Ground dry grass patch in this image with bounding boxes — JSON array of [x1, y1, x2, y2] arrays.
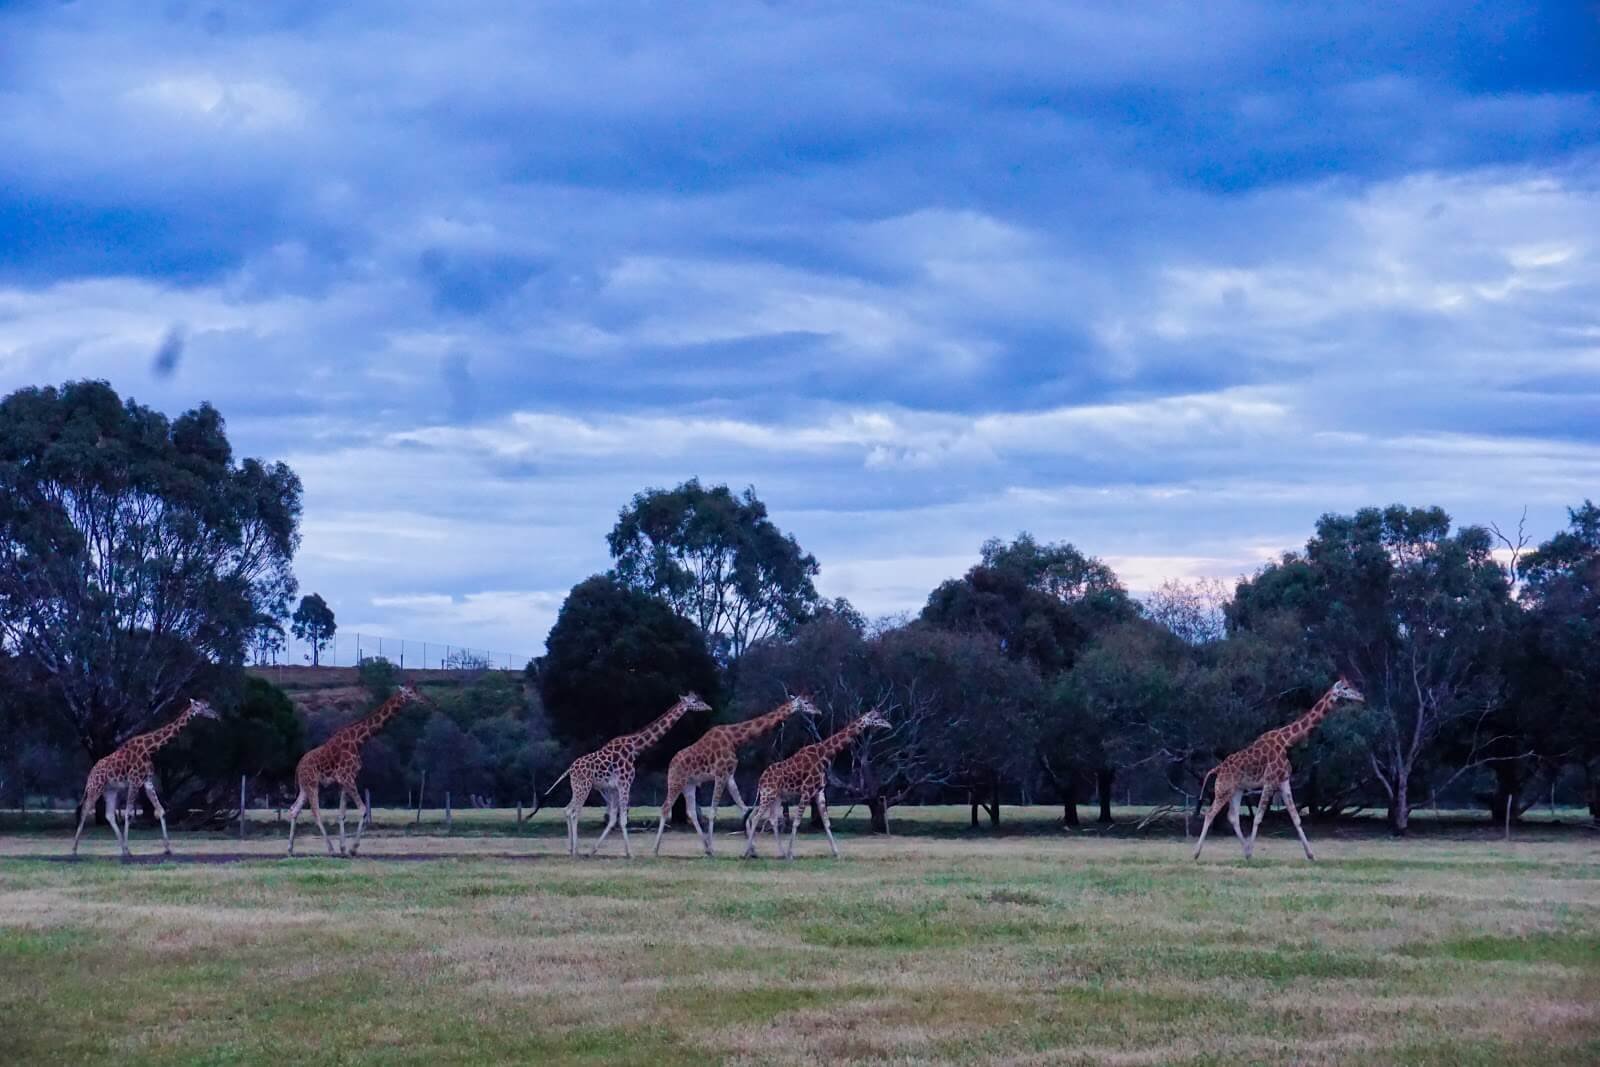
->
[[1, 819, 1597, 1064]]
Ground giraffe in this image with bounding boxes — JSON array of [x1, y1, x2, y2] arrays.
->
[[651, 695, 819, 857], [71, 698, 220, 859], [1193, 677, 1365, 862], [546, 693, 712, 858], [286, 684, 427, 857], [742, 706, 891, 860]]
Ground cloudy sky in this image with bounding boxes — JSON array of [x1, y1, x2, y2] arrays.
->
[[2, 3, 1598, 661]]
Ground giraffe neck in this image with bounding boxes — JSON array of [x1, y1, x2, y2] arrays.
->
[[336, 691, 409, 745], [624, 700, 691, 754], [815, 716, 872, 763], [1278, 689, 1339, 746], [140, 705, 198, 752], [727, 703, 798, 745]]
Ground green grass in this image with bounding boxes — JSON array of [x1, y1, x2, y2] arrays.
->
[[1, 808, 1597, 1065]]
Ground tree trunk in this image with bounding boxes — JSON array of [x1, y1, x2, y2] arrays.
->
[[671, 794, 689, 827], [1061, 773, 1080, 828], [810, 796, 825, 830], [868, 796, 888, 834], [970, 789, 980, 828], [1489, 761, 1521, 823], [987, 772, 1001, 829], [1096, 767, 1114, 825], [1389, 775, 1410, 835]]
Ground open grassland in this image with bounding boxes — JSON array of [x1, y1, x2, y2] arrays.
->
[[1, 808, 1597, 1066]]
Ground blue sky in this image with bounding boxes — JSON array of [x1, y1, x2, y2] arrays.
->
[[2, 2, 1598, 658]]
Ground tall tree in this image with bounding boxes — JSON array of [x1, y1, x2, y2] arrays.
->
[[0, 381, 301, 760], [607, 479, 820, 661], [1232, 506, 1514, 832], [536, 575, 720, 754], [922, 534, 1135, 676], [290, 593, 336, 666], [1510, 501, 1600, 821], [923, 534, 1135, 819]]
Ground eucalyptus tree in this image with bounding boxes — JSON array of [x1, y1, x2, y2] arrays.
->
[[1232, 506, 1514, 832], [607, 479, 819, 662], [0, 381, 301, 761]]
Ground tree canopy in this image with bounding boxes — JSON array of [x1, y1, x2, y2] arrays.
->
[[535, 575, 720, 755], [291, 593, 336, 666], [0, 380, 301, 759], [1232, 505, 1514, 831], [607, 479, 820, 661]]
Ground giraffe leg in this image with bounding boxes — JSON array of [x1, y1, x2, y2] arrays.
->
[[143, 779, 172, 856], [309, 787, 335, 856], [703, 779, 724, 857], [726, 775, 749, 817], [1226, 790, 1248, 858], [651, 788, 676, 857], [816, 791, 840, 858], [336, 789, 349, 856], [344, 785, 370, 856], [106, 787, 131, 859], [1245, 785, 1274, 860], [1280, 781, 1315, 861], [589, 787, 619, 857], [742, 801, 766, 858], [1192, 794, 1227, 861], [285, 788, 307, 856], [784, 800, 802, 860], [617, 785, 635, 859], [565, 781, 591, 858], [71, 784, 103, 857], [683, 785, 708, 849]]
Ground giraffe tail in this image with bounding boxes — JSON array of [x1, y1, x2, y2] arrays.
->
[[1199, 767, 1218, 800], [542, 767, 572, 798]]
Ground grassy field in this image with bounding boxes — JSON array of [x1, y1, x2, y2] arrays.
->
[[1, 807, 1597, 1065]]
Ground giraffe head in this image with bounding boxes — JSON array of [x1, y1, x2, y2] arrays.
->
[[858, 707, 892, 730], [188, 698, 220, 720], [786, 694, 820, 717], [1330, 677, 1365, 704], [679, 692, 713, 714], [395, 683, 429, 705]]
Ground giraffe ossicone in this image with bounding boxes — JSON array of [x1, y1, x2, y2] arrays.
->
[[71, 698, 220, 860], [550, 693, 712, 859], [743, 706, 890, 861], [285, 684, 428, 858], [1192, 677, 1365, 862], [652, 694, 819, 857]]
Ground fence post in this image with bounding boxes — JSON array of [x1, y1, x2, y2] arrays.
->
[[1504, 794, 1513, 841], [445, 792, 452, 832], [416, 771, 425, 826], [239, 775, 247, 841], [516, 800, 523, 826], [365, 788, 373, 831]]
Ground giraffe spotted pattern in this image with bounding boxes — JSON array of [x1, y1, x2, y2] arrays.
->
[[652, 695, 819, 856], [1193, 677, 1365, 862], [72, 699, 219, 859]]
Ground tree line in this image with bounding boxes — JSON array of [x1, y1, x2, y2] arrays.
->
[[1, 381, 1595, 833]]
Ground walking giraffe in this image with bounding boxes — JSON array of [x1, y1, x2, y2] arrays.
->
[[1193, 677, 1365, 862], [71, 698, 219, 859], [743, 707, 891, 860], [651, 695, 819, 857], [546, 693, 711, 858], [286, 684, 427, 857]]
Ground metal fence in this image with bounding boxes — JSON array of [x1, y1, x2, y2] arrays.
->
[[256, 630, 534, 672]]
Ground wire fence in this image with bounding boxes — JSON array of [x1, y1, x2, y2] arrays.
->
[[254, 630, 534, 673]]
